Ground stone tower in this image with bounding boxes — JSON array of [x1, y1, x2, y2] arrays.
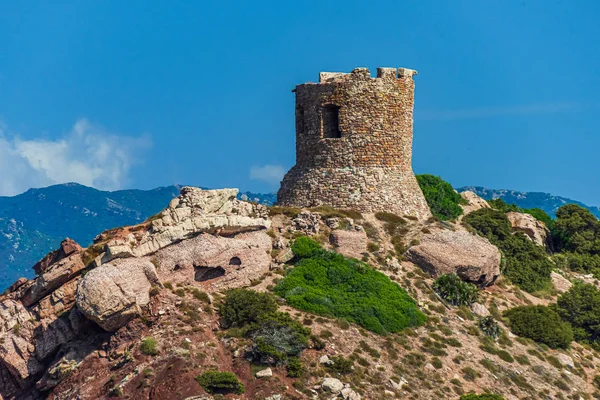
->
[[277, 67, 432, 219]]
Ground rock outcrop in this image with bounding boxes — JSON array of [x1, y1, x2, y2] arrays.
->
[[405, 230, 501, 286], [506, 211, 550, 248], [153, 230, 271, 290], [76, 259, 161, 331], [33, 238, 83, 275], [101, 187, 270, 261], [330, 229, 367, 259], [459, 191, 490, 217]]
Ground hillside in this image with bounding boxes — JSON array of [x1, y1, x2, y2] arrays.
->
[[0, 184, 275, 291], [459, 186, 600, 219], [1, 186, 599, 399]]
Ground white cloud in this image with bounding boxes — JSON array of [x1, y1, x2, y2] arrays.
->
[[417, 102, 578, 121], [250, 164, 286, 186], [0, 118, 151, 196]]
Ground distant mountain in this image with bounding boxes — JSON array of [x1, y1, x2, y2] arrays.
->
[[459, 186, 600, 219], [0, 183, 275, 291]]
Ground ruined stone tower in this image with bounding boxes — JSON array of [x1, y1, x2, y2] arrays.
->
[[277, 67, 432, 219]]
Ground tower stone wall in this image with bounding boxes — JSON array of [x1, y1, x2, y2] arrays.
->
[[277, 67, 431, 219]]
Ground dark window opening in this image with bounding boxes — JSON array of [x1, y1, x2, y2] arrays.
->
[[173, 264, 183, 271], [194, 266, 226, 282], [229, 257, 242, 266], [322, 105, 341, 138], [296, 106, 305, 133]]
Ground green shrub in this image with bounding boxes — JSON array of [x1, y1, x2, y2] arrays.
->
[[478, 316, 501, 339], [504, 305, 573, 349], [488, 198, 521, 213], [291, 236, 325, 259], [553, 252, 600, 278], [460, 394, 505, 400], [140, 337, 159, 356], [286, 357, 304, 377], [554, 204, 600, 254], [463, 208, 552, 292], [432, 274, 479, 307], [274, 238, 426, 334], [195, 371, 245, 394], [218, 289, 278, 329], [327, 355, 354, 375], [556, 283, 600, 347], [416, 174, 466, 221], [249, 312, 310, 364]]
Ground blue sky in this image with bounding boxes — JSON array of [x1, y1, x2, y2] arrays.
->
[[1, 1, 599, 204]]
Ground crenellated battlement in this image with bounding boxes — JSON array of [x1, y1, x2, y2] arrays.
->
[[317, 67, 418, 83], [278, 65, 431, 219]]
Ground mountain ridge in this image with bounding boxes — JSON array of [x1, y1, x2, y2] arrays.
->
[[458, 186, 600, 219]]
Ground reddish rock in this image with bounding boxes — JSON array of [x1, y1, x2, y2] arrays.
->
[[405, 230, 501, 287], [33, 239, 83, 275], [330, 229, 368, 259]]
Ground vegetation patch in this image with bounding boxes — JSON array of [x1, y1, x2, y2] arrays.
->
[[556, 282, 600, 348], [488, 198, 553, 228], [504, 305, 573, 349], [195, 370, 245, 395], [140, 337, 159, 356], [274, 237, 426, 334], [460, 394, 505, 400], [478, 316, 501, 339], [219, 289, 310, 368], [416, 174, 466, 221], [432, 273, 479, 307], [463, 208, 552, 292]]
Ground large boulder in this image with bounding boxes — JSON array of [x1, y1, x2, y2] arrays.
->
[[405, 230, 501, 286], [330, 229, 367, 259], [459, 191, 490, 218], [75, 259, 161, 331], [154, 230, 271, 291], [506, 211, 550, 248]]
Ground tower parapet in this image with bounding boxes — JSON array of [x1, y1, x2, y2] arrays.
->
[[277, 67, 431, 219]]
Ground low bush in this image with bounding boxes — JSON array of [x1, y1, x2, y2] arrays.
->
[[463, 208, 552, 292], [291, 236, 325, 259], [556, 282, 600, 347], [140, 337, 159, 356], [416, 174, 466, 221], [327, 355, 354, 375], [249, 312, 311, 364], [504, 305, 573, 349], [219, 289, 278, 329], [478, 316, 501, 339], [275, 237, 426, 334], [432, 274, 479, 307], [219, 289, 310, 366], [460, 394, 505, 400], [195, 371, 245, 394], [553, 252, 600, 279], [286, 357, 304, 377]]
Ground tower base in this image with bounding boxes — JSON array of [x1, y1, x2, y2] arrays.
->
[[277, 166, 432, 219]]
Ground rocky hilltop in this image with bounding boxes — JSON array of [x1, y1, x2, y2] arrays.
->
[[0, 183, 276, 291], [1, 187, 599, 399]]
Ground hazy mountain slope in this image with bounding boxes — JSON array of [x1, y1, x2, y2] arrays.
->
[[459, 186, 600, 219]]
